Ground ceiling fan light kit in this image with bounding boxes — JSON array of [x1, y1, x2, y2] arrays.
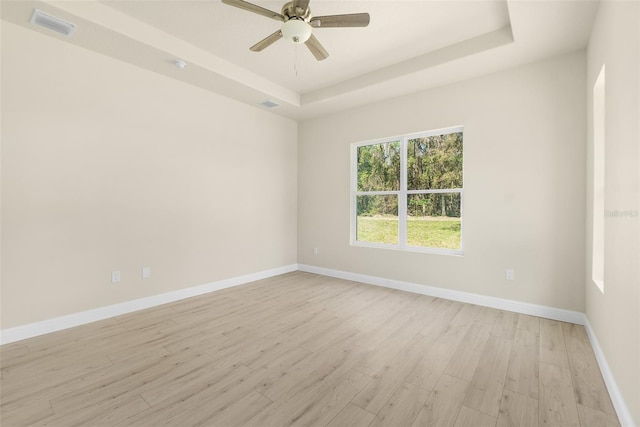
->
[[281, 19, 312, 44], [221, 0, 370, 61]]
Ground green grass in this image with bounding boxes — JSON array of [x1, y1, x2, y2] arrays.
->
[[357, 216, 461, 249]]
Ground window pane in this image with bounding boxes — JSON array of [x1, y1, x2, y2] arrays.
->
[[407, 193, 461, 249], [407, 132, 463, 190], [357, 195, 398, 244], [357, 141, 401, 191]]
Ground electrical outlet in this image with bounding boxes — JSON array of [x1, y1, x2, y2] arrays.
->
[[313, 247, 319, 255], [506, 269, 515, 281], [111, 271, 121, 283], [142, 267, 151, 279]]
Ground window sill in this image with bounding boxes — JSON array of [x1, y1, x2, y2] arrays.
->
[[351, 241, 464, 257]]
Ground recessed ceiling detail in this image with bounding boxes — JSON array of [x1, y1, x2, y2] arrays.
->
[[1, 1, 598, 120]]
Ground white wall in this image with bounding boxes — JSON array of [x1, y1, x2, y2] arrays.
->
[[0, 22, 298, 329], [298, 52, 587, 312], [586, 1, 640, 424]]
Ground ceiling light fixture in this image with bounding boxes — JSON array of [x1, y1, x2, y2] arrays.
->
[[221, 0, 370, 61], [281, 19, 312, 44]]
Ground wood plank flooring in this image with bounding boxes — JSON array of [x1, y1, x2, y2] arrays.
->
[[0, 271, 619, 426]]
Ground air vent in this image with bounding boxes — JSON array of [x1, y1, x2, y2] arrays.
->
[[30, 9, 77, 37], [258, 100, 280, 109]]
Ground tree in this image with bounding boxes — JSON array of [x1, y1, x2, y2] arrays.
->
[[357, 132, 462, 218]]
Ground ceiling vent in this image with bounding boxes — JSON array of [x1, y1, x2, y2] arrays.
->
[[258, 100, 280, 109], [30, 9, 77, 37]]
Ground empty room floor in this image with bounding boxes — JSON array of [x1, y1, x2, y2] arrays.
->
[[0, 271, 619, 426]]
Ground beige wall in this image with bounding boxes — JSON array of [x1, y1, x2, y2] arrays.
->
[[1, 22, 298, 329], [298, 52, 587, 312], [586, 1, 640, 424]]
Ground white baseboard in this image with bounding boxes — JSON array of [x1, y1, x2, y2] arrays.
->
[[298, 264, 585, 325], [584, 318, 636, 427], [0, 264, 298, 345]]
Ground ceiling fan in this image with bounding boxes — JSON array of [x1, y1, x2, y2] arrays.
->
[[221, 0, 370, 61]]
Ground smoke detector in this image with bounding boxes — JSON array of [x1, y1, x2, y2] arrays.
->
[[172, 59, 187, 69]]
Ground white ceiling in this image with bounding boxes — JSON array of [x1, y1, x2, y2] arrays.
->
[[1, 0, 599, 120], [101, 0, 511, 94]]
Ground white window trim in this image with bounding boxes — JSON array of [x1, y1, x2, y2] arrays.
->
[[592, 65, 605, 293], [350, 126, 464, 256]]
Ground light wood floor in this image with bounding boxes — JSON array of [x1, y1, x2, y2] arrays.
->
[[1, 272, 619, 426]]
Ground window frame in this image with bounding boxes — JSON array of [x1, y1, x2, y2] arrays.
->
[[350, 126, 464, 256], [592, 65, 605, 293]]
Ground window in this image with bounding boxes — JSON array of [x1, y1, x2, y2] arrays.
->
[[351, 127, 463, 254], [592, 65, 605, 293]]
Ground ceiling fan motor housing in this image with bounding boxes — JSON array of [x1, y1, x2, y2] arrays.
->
[[281, 1, 310, 21]]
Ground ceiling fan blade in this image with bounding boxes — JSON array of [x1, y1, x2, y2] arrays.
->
[[292, 0, 310, 13], [250, 30, 283, 52], [310, 13, 370, 28], [221, 0, 284, 21], [304, 34, 329, 61]]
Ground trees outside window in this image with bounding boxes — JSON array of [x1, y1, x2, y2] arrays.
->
[[352, 127, 463, 254]]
